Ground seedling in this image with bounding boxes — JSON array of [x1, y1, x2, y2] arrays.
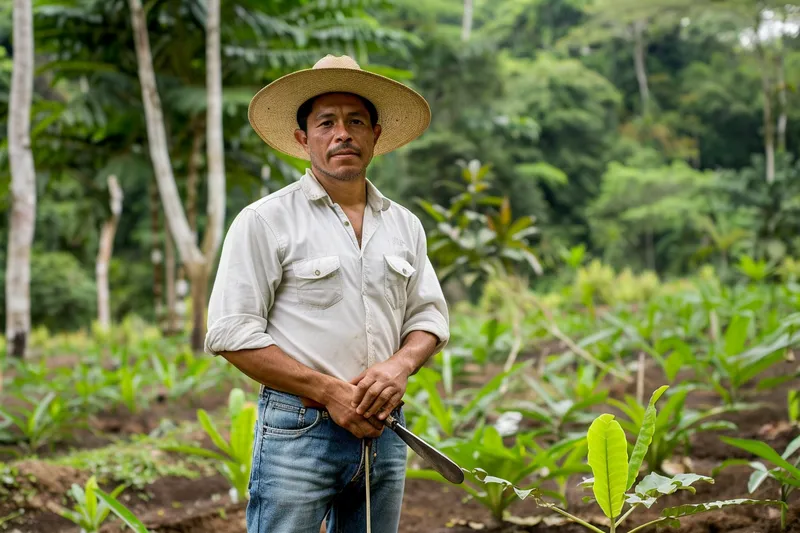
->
[[717, 435, 800, 530], [503, 366, 608, 440], [609, 385, 741, 474], [51, 475, 149, 532], [407, 426, 587, 526], [162, 388, 255, 503], [469, 386, 786, 532], [0, 392, 76, 452]]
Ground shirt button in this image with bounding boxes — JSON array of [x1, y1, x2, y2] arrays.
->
[[314, 270, 320, 276], [344, 221, 350, 226]]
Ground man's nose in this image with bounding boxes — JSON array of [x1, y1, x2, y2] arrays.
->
[[333, 121, 352, 143]]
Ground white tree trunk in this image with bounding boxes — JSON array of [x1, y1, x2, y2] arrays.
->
[[754, 12, 775, 183], [128, 0, 204, 268], [6, 0, 37, 358], [96, 175, 123, 329], [203, 0, 225, 263], [128, 0, 226, 350], [165, 228, 177, 334], [461, 0, 473, 42], [633, 19, 650, 117]]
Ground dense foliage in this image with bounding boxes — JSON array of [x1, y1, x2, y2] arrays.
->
[[1, 0, 799, 329]]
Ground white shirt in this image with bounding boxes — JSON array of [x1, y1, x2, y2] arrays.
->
[[204, 169, 450, 382]]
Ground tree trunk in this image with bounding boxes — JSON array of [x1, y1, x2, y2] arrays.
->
[[150, 180, 164, 324], [165, 229, 177, 335], [754, 13, 775, 183], [128, 0, 204, 267], [6, 0, 37, 359], [189, 264, 210, 352], [776, 25, 787, 153], [130, 0, 219, 348], [633, 19, 650, 117], [202, 0, 225, 262], [187, 122, 203, 238], [96, 175, 123, 329], [461, 0, 473, 42]]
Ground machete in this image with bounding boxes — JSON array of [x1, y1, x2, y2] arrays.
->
[[383, 413, 464, 484]]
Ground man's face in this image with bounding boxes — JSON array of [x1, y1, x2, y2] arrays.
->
[[294, 93, 382, 182]]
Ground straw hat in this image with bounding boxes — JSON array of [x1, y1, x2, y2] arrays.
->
[[248, 55, 431, 160]]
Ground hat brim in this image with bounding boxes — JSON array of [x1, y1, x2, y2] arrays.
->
[[248, 68, 431, 160]]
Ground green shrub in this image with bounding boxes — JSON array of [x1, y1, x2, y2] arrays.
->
[[0, 252, 96, 332]]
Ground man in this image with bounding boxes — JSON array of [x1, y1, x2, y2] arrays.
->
[[204, 55, 450, 533]]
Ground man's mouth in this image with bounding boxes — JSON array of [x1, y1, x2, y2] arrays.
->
[[331, 151, 359, 159]]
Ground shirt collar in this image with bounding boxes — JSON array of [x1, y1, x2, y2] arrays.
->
[[300, 169, 390, 212]]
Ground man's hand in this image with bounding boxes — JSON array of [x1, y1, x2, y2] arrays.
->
[[324, 380, 384, 439], [350, 357, 410, 421]]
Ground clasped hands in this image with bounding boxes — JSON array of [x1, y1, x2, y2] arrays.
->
[[324, 357, 410, 439]]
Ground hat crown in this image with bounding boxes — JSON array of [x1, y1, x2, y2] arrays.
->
[[312, 54, 361, 70]]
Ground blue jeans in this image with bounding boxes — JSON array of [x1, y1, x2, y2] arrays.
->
[[246, 387, 408, 533]]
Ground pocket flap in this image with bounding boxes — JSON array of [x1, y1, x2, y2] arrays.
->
[[294, 256, 341, 280], [385, 255, 415, 278]]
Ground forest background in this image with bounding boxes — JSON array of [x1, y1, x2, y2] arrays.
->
[[1, 0, 799, 355]]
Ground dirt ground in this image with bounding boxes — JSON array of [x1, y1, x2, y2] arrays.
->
[[1, 359, 798, 533]]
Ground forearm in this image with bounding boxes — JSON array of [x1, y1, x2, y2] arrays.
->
[[392, 330, 439, 376], [219, 345, 339, 405]]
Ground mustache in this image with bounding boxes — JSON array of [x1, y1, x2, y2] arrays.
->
[[327, 143, 361, 158]]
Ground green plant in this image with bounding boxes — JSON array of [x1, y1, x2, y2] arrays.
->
[[404, 364, 526, 444], [416, 159, 543, 290], [574, 260, 615, 317], [407, 427, 586, 526], [717, 435, 800, 531], [162, 388, 256, 503], [0, 392, 77, 452], [703, 312, 799, 404], [736, 255, 772, 282], [468, 386, 785, 532], [150, 350, 214, 399], [503, 366, 608, 440], [51, 475, 149, 533], [610, 386, 740, 474]]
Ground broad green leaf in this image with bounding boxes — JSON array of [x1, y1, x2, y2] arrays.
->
[[95, 489, 150, 533], [627, 385, 669, 490], [661, 499, 786, 518], [723, 314, 751, 356], [587, 414, 628, 519], [198, 409, 232, 457], [721, 437, 800, 480], [634, 472, 712, 498]]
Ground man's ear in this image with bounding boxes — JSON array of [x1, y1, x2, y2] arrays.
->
[[372, 124, 382, 144], [294, 129, 310, 154]]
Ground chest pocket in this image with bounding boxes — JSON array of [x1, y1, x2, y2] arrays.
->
[[384, 255, 415, 310], [293, 255, 343, 309]]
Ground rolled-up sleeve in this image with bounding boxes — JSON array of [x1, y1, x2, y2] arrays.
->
[[204, 207, 283, 356], [401, 219, 450, 353]]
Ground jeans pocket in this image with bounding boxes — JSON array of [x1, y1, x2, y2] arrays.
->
[[262, 400, 321, 437]]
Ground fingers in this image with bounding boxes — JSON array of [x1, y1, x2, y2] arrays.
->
[[356, 379, 384, 415], [364, 387, 395, 418], [349, 369, 366, 386], [377, 392, 403, 421], [351, 375, 376, 410]]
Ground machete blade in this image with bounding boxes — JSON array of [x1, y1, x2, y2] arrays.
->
[[384, 414, 464, 484]]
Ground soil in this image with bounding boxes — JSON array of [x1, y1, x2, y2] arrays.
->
[[1, 357, 798, 533]]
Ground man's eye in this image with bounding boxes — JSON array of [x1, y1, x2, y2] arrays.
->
[[351, 119, 364, 125], [320, 121, 333, 127]]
